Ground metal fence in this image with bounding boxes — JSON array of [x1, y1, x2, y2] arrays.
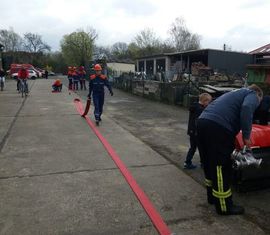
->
[[111, 71, 202, 107]]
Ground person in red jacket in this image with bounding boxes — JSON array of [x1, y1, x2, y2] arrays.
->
[[72, 67, 79, 90], [52, 79, 62, 92], [67, 66, 73, 90], [17, 67, 29, 93], [78, 66, 86, 90]]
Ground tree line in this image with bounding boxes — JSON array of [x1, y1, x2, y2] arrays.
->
[[0, 27, 50, 53], [0, 17, 201, 72]]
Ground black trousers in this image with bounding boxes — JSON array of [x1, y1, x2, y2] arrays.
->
[[197, 119, 235, 213], [80, 79, 86, 90], [185, 134, 202, 165], [52, 84, 62, 91], [73, 81, 79, 90], [93, 92, 105, 121], [68, 78, 73, 90], [258, 110, 269, 125]]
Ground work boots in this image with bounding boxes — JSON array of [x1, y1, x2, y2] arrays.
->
[[216, 204, 245, 215], [207, 187, 214, 205]]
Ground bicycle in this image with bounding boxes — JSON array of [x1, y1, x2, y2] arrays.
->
[[19, 79, 28, 97]]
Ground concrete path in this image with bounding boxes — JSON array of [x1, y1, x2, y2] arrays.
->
[[0, 78, 266, 234]]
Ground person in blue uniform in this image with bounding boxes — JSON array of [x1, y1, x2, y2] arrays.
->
[[253, 95, 270, 125], [197, 84, 263, 215], [87, 64, 113, 125]]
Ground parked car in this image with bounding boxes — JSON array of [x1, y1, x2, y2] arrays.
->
[[11, 69, 38, 80], [10, 68, 20, 79], [32, 68, 42, 78], [28, 69, 38, 79], [9, 64, 42, 78], [11, 72, 18, 80], [10, 64, 33, 75], [36, 68, 46, 78]]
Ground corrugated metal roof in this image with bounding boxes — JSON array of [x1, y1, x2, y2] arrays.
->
[[136, 48, 249, 60], [246, 64, 270, 69], [249, 43, 270, 54]]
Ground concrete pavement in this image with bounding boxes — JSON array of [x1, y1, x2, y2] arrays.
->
[[0, 78, 266, 234]]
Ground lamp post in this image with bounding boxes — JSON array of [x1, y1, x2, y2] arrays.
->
[[0, 43, 4, 70]]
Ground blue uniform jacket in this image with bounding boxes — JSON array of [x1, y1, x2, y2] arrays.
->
[[72, 73, 80, 81], [88, 74, 112, 96], [199, 88, 260, 139], [187, 102, 205, 136], [260, 95, 270, 111], [78, 71, 86, 79]]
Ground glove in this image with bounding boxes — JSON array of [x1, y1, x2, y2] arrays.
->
[[110, 91, 114, 96]]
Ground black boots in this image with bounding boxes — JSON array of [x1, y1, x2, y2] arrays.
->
[[216, 204, 245, 215], [207, 187, 214, 205]]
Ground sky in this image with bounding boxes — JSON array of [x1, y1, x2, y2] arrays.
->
[[0, 0, 270, 52]]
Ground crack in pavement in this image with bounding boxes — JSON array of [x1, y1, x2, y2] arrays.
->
[[17, 113, 79, 117], [0, 81, 35, 153], [139, 215, 210, 229], [0, 163, 171, 180]]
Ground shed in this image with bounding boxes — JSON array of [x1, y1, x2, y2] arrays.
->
[[136, 49, 253, 78]]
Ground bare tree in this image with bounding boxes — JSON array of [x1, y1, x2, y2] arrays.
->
[[23, 33, 51, 52], [132, 28, 164, 56], [85, 26, 98, 41], [111, 42, 129, 59], [134, 28, 161, 49], [169, 17, 201, 51], [94, 45, 112, 60], [0, 28, 22, 51]]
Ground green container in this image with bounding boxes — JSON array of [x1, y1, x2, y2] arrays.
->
[[247, 68, 266, 83]]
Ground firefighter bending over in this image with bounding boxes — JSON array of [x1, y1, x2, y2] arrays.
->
[[197, 84, 263, 215]]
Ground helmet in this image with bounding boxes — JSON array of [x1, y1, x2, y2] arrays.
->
[[68, 66, 72, 70], [94, 64, 102, 71]]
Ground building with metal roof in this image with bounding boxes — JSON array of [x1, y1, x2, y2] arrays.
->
[[247, 44, 270, 85], [249, 43, 270, 64], [136, 48, 253, 79]]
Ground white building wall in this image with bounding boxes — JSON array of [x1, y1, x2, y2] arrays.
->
[[107, 62, 135, 76]]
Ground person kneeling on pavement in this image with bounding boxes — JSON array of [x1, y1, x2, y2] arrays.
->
[[184, 93, 212, 169], [52, 79, 62, 92], [197, 84, 263, 215]]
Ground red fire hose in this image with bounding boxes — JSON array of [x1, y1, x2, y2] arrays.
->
[[74, 98, 172, 235]]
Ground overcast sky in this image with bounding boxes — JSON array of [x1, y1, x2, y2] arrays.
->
[[1, 0, 269, 52]]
